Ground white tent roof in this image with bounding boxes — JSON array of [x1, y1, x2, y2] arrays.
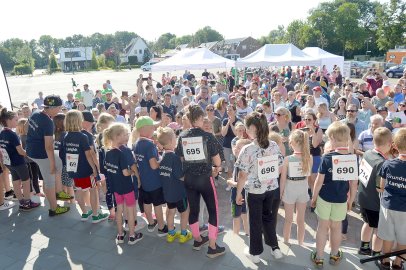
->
[[151, 48, 234, 71], [302, 47, 344, 73], [235, 43, 321, 68]]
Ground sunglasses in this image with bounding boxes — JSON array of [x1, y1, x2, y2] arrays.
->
[[304, 118, 313, 121], [275, 113, 285, 117], [347, 110, 357, 112], [400, 104, 406, 107], [206, 108, 214, 112]]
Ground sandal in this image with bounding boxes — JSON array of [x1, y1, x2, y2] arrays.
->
[[329, 250, 343, 265], [375, 259, 391, 270], [311, 251, 324, 269], [392, 262, 404, 270]]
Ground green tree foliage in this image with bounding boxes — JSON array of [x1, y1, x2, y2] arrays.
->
[[48, 52, 58, 73], [0, 46, 15, 71], [143, 49, 152, 64], [90, 51, 98, 70], [194, 26, 224, 44], [155, 33, 177, 53], [376, 0, 406, 51]]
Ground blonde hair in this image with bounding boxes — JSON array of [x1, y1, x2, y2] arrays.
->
[[373, 127, 392, 147], [65, 110, 83, 132], [235, 122, 245, 131], [385, 101, 394, 108], [96, 113, 115, 134], [214, 97, 226, 111], [326, 121, 350, 143], [16, 118, 27, 136], [156, 126, 175, 147], [268, 131, 283, 146], [289, 130, 311, 175], [102, 123, 128, 149], [316, 103, 328, 119], [393, 128, 406, 152], [275, 107, 292, 122]]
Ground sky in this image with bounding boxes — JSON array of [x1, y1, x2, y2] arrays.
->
[[0, 0, 325, 42]]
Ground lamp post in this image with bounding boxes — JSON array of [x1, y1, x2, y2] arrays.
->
[[365, 37, 372, 55]]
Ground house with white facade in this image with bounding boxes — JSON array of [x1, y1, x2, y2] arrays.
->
[[59, 47, 92, 72], [120, 37, 150, 64]]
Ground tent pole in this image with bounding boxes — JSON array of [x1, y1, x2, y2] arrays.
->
[[1, 64, 14, 110]]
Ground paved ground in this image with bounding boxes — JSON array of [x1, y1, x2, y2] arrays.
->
[[0, 175, 379, 270]]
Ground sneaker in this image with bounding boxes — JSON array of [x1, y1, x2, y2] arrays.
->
[[4, 190, 15, 200], [19, 202, 32, 212], [28, 200, 40, 209], [199, 224, 208, 233], [225, 186, 231, 191], [49, 205, 70, 216], [207, 244, 226, 258], [147, 220, 158, 232], [56, 191, 74, 201], [0, 201, 15, 211], [329, 250, 343, 265], [193, 235, 209, 251], [116, 231, 126, 244], [375, 259, 391, 270], [92, 212, 109, 224], [128, 233, 143, 245], [179, 231, 193, 244], [218, 225, 226, 235], [271, 248, 283, 259], [167, 231, 181, 243], [244, 247, 260, 264], [157, 225, 168, 237], [358, 246, 372, 255], [311, 251, 324, 269], [81, 210, 93, 221]]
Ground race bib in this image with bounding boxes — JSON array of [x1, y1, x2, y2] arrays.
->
[[332, 154, 358, 181], [0, 148, 10, 166], [358, 158, 373, 187], [258, 155, 279, 181], [289, 161, 309, 178], [182, 137, 206, 161], [66, 153, 79, 173]]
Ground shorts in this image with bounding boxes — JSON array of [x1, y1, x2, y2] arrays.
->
[[360, 208, 379, 228], [282, 180, 310, 204], [73, 176, 96, 190], [167, 198, 188, 213], [6, 164, 30, 181], [141, 187, 165, 206], [312, 156, 321, 174], [30, 157, 62, 188], [114, 191, 136, 207], [315, 196, 347, 222], [378, 205, 406, 245], [231, 202, 247, 218], [61, 165, 73, 187]]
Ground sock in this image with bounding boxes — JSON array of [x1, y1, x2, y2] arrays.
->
[[181, 229, 188, 236], [168, 229, 176, 235], [361, 241, 370, 249], [271, 246, 280, 251], [372, 251, 380, 256]]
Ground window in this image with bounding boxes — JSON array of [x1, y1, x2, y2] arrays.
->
[[139, 49, 142, 54], [242, 45, 247, 50], [65, 51, 81, 58]]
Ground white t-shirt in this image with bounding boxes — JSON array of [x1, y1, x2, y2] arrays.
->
[[81, 90, 94, 107], [314, 96, 329, 107], [237, 106, 253, 119]]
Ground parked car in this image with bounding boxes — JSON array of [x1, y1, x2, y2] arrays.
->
[[385, 64, 405, 78], [141, 60, 158, 71]]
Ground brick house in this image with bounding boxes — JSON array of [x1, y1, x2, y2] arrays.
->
[[211, 37, 260, 60]]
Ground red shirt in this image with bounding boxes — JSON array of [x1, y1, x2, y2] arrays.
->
[[367, 78, 383, 96]]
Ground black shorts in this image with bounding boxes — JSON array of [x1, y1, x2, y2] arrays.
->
[[360, 208, 379, 228], [167, 198, 188, 213], [141, 188, 165, 206], [7, 164, 30, 181], [231, 202, 247, 218]]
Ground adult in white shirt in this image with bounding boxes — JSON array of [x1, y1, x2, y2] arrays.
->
[[81, 84, 94, 109], [312, 86, 329, 108], [107, 104, 126, 123]]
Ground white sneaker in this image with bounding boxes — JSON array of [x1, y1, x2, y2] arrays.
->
[[0, 201, 15, 211], [244, 247, 260, 264], [271, 248, 283, 259], [225, 186, 231, 191]]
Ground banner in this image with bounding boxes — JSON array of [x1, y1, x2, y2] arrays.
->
[[0, 64, 13, 110]]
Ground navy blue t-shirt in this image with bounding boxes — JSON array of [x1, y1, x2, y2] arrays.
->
[[96, 134, 107, 175], [26, 111, 54, 159], [55, 131, 66, 165], [119, 145, 138, 192], [230, 166, 246, 203], [379, 158, 406, 212], [159, 151, 186, 203], [63, 132, 93, 179], [104, 148, 134, 195], [81, 130, 95, 152], [133, 138, 162, 192], [0, 129, 25, 166], [318, 152, 350, 203], [222, 118, 239, 148]]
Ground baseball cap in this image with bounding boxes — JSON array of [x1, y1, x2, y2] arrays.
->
[[82, 111, 95, 122], [201, 76, 208, 81], [313, 86, 322, 92], [135, 116, 154, 130], [134, 106, 142, 114], [376, 106, 388, 112], [399, 101, 405, 105], [277, 78, 283, 82], [43, 95, 62, 108]]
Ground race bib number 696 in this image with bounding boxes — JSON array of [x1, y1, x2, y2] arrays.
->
[[258, 155, 279, 180]]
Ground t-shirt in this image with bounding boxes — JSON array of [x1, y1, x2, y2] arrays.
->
[[26, 111, 54, 159], [222, 118, 239, 148], [96, 134, 106, 175], [104, 101, 119, 110], [81, 90, 94, 107], [140, 99, 156, 112], [230, 166, 246, 204], [379, 158, 406, 212], [104, 148, 134, 195], [81, 130, 95, 152], [318, 152, 352, 203], [0, 129, 25, 166], [236, 106, 253, 119], [133, 138, 162, 192], [358, 129, 374, 152], [304, 80, 320, 95], [162, 104, 177, 121], [358, 150, 385, 212], [63, 131, 93, 179], [159, 151, 186, 203]]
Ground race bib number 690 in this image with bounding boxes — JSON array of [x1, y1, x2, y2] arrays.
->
[[332, 154, 358, 181]]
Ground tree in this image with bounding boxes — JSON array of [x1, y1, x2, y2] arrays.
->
[[259, 25, 286, 45], [194, 26, 223, 44], [48, 52, 58, 73], [376, 0, 406, 51], [90, 51, 98, 70], [155, 33, 177, 53], [0, 46, 15, 71], [143, 49, 152, 64]]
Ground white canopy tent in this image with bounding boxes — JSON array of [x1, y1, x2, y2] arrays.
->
[[235, 43, 321, 68], [151, 48, 235, 72], [302, 47, 344, 73]]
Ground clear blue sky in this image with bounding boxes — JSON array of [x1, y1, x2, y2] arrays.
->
[[0, 0, 388, 42]]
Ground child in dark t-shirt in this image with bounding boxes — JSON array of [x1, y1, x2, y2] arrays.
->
[[157, 127, 192, 244]]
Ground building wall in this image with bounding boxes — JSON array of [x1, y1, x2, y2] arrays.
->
[[129, 39, 149, 60], [237, 37, 260, 58]]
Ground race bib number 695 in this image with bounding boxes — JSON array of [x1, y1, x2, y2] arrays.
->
[[332, 154, 358, 181], [182, 136, 206, 161]]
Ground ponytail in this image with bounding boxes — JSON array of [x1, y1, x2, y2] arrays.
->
[[245, 112, 269, 149], [102, 127, 113, 150], [301, 131, 311, 175], [0, 108, 16, 127], [102, 123, 128, 150]]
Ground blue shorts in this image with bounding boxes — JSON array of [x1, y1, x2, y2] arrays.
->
[[312, 156, 321, 174], [231, 202, 247, 218]]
